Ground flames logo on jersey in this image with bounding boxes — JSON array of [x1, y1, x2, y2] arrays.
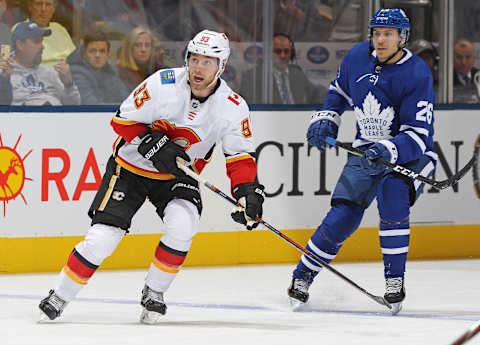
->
[[0, 133, 33, 217], [355, 92, 394, 141], [152, 119, 201, 150]]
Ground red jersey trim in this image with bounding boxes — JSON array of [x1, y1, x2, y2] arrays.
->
[[110, 116, 148, 143], [226, 155, 257, 192]]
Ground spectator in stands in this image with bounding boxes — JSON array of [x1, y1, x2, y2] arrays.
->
[[274, 0, 307, 41], [0, 42, 13, 104], [0, 0, 12, 44], [66, 29, 129, 105], [240, 33, 327, 104], [8, 22, 80, 105], [13, 0, 75, 67], [409, 39, 439, 95], [453, 37, 480, 103], [117, 26, 158, 92], [1, 0, 18, 28]]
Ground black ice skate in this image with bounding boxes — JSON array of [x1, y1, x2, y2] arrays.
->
[[38, 290, 68, 321], [140, 285, 167, 324], [384, 277, 406, 315], [287, 277, 311, 310]]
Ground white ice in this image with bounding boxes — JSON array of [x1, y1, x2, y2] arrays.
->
[[1, 260, 480, 345]]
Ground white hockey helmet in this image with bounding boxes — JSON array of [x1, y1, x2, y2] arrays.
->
[[185, 29, 230, 87]]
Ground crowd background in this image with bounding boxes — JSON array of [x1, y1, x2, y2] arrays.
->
[[1, 0, 480, 106]]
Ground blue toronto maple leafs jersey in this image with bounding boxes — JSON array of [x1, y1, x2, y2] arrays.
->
[[324, 41, 437, 165]]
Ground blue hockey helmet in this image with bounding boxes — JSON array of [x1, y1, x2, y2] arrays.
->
[[369, 8, 410, 43]]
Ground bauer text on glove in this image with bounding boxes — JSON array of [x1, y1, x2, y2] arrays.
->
[[137, 131, 190, 175]]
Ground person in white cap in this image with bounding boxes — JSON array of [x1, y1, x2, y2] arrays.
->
[[38, 29, 264, 324]]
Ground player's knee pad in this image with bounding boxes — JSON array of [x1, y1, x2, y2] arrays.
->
[[75, 223, 125, 266], [377, 175, 410, 223], [161, 199, 200, 252], [318, 201, 364, 245]]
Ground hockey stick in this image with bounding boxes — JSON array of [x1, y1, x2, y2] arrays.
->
[[324, 137, 475, 190], [176, 158, 392, 310], [448, 321, 480, 345]]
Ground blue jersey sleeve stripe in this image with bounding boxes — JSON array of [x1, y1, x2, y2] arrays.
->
[[404, 130, 426, 153], [400, 124, 429, 137]]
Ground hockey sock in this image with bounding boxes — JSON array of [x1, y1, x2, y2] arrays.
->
[[145, 241, 188, 292], [377, 175, 410, 278], [295, 202, 364, 274], [55, 248, 99, 301], [379, 217, 410, 278]]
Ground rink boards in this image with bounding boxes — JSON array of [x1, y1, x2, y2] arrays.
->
[[0, 110, 479, 273]]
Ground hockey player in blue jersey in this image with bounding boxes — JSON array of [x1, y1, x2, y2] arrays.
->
[[287, 8, 436, 315]]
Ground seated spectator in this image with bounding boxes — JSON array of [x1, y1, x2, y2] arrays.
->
[[66, 29, 129, 105], [0, 43, 13, 104], [240, 33, 327, 104], [13, 0, 76, 67], [409, 39, 439, 95], [453, 37, 480, 103], [0, 0, 11, 44], [1, 0, 18, 28], [274, 0, 307, 41], [116, 26, 158, 92], [8, 22, 80, 105]]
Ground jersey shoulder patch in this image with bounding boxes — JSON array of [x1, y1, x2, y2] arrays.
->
[[160, 69, 176, 84]]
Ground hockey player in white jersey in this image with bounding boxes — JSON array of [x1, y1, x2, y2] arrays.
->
[[287, 8, 436, 315], [38, 30, 265, 324]]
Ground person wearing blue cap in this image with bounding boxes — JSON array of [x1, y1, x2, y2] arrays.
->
[[287, 8, 436, 315], [12, 0, 75, 67], [7, 21, 80, 105]]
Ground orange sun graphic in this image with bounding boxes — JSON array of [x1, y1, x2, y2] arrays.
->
[[0, 133, 33, 217]]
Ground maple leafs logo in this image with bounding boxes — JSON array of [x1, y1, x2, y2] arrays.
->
[[354, 92, 394, 141]]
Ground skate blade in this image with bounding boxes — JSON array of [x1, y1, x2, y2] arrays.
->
[[140, 309, 164, 324], [38, 310, 53, 323], [288, 297, 305, 311], [389, 302, 403, 315]]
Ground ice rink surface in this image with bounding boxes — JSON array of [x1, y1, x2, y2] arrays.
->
[[1, 259, 480, 345]]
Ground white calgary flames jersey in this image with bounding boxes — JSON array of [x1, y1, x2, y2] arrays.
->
[[110, 67, 256, 184]]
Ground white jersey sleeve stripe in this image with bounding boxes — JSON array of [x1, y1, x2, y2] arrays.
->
[[404, 130, 426, 153], [425, 151, 438, 162], [413, 160, 436, 190], [400, 124, 429, 137], [330, 81, 353, 106]]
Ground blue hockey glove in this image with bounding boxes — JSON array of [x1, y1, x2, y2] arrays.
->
[[306, 111, 340, 152], [360, 142, 392, 176]]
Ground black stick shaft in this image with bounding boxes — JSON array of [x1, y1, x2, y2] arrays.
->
[[176, 160, 391, 310], [326, 138, 474, 190]]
